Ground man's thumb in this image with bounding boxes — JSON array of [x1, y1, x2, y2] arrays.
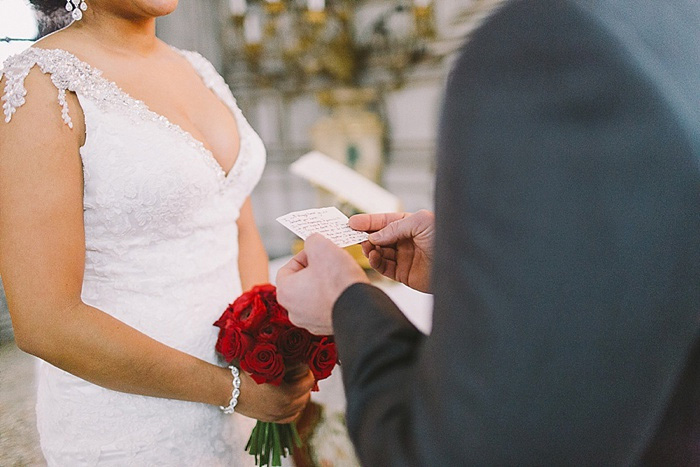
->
[[368, 221, 401, 245], [304, 233, 336, 260]]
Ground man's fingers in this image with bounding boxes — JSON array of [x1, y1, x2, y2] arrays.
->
[[348, 214, 373, 231], [348, 212, 409, 233], [361, 240, 374, 257], [276, 250, 308, 280], [367, 217, 405, 246], [304, 233, 344, 262], [376, 246, 397, 262], [368, 249, 383, 271], [368, 211, 432, 246], [276, 250, 309, 309], [368, 249, 396, 279], [305, 233, 334, 246], [277, 234, 334, 281]]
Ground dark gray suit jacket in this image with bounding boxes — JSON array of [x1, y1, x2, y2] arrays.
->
[[332, 0, 700, 464]]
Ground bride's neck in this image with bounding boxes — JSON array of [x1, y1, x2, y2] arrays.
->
[[71, 12, 159, 57]]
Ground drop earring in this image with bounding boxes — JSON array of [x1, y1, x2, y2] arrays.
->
[[65, 0, 88, 21]]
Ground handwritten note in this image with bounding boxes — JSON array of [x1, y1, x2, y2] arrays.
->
[[276, 207, 369, 248]]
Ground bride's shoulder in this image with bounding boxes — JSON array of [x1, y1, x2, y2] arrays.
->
[[166, 45, 238, 111], [168, 45, 229, 87], [0, 49, 84, 168], [1, 46, 91, 127], [169, 46, 221, 80]]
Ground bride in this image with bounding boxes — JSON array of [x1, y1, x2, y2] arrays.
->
[[0, 0, 314, 465]]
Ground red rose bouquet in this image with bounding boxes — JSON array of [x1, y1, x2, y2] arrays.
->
[[214, 284, 338, 467]]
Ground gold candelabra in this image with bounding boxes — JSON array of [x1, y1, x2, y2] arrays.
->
[[222, 0, 439, 93]]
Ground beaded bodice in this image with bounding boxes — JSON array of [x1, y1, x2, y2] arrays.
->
[[0, 47, 264, 465], [1, 47, 263, 187]]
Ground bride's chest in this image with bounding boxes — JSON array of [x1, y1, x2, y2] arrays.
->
[[114, 71, 241, 176], [77, 97, 235, 224]]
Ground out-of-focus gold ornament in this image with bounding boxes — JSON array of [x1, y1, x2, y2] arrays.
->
[[291, 239, 371, 270], [223, 0, 442, 93]]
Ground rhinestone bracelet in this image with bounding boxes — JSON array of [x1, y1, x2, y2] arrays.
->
[[220, 365, 241, 414]]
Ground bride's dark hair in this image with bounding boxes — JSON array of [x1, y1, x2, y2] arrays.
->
[[28, 0, 72, 37]]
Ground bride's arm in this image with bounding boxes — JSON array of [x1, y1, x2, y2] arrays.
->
[[0, 69, 311, 423], [236, 197, 269, 291]]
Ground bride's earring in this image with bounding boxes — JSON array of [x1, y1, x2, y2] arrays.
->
[[65, 0, 88, 21]]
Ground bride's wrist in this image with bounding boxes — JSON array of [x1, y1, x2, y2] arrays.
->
[[219, 365, 241, 414], [206, 365, 238, 408]]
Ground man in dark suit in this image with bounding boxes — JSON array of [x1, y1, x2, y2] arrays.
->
[[276, 0, 700, 464]]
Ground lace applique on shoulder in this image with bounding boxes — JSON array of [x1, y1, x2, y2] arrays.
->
[[0, 47, 93, 127]]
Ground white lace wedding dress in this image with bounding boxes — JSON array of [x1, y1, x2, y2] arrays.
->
[[1, 47, 264, 466]]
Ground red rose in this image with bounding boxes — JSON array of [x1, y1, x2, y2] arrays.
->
[[231, 293, 255, 319], [257, 316, 291, 344], [213, 284, 315, 466], [216, 323, 254, 363], [250, 284, 277, 306], [241, 342, 285, 385], [251, 283, 276, 295], [307, 337, 338, 381], [267, 301, 289, 320], [235, 295, 269, 333], [214, 306, 252, 363], [213, 305, 234, 330], [278, 327, 312, 363]]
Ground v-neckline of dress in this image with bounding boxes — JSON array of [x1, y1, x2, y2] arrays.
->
[[34, 46, 243, 183]]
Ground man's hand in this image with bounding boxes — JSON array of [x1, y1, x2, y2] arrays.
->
[[349, 210, 435, 293], [276, 234, 369, 335]]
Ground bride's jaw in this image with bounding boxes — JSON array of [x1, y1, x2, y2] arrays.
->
[[66, 0, 179, 55], [123, 0, 179, 18], [82, 0, 179, 22]]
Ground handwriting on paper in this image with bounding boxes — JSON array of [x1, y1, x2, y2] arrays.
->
[[276, 207, 369, 248]]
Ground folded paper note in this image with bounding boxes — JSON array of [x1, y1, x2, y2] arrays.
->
[[276, 207, 369, 248], [290, 151, 401, 214]]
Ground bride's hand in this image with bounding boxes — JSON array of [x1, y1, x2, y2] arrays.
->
[[233, 367, 315, 423]]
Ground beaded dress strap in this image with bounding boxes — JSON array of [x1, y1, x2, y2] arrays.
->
[[0, 48, 98, 128], [0, 48, 222, 175]]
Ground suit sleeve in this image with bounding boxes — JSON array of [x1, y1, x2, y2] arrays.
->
[[332, 0, 700, 465], [332, 283, 424, 465]]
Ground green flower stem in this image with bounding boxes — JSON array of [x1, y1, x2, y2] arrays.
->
[[280, 425, 292, 455], [246, 421, 301, 466], [272, 423, 282, 466], [262, 423, 270, 465]]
